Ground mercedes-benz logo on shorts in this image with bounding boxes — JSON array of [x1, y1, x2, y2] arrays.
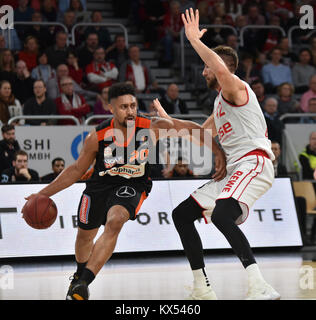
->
[[116, 186, 136, 198]]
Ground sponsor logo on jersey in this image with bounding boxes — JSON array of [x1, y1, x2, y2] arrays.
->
[[99, 163, 145, 179], [222, 171, 243, 192]]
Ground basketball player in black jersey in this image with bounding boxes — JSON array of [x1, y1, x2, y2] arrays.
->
[[24, 83, 226, 300]]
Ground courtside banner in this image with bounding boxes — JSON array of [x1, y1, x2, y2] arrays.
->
[[0, 178, 302, 258]]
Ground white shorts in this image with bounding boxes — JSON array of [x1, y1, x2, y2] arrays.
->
[[190, 153, 274, 225]]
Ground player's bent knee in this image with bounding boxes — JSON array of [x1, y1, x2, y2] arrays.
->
[[105, 207, 129, 234], [77, 227, 98, 242], [211, 198, 242, 227]]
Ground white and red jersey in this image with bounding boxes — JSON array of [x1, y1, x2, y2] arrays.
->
[[213, 80, 275, 164]]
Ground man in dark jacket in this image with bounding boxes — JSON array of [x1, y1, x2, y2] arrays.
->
[[160, 83, 188, 114], [1, 150, 39, 183], [0, 124, 20, 175], [299, 131, 316, 181]]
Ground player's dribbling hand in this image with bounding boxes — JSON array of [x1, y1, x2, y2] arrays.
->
[[212, 149, 227, 181], [181, 8, 207, 43]]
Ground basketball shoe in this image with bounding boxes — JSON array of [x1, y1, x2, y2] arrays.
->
[[66, 274, 89, 300], [186, 285, 218, 300], [246, 280, 280, 300]]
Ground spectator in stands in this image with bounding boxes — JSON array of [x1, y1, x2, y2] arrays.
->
[[236, 53, 261, 84], [85, 47, 118, 92], [278, 37, 297, 67], [61, 10, 81, 45], [245, 3, 265, 25], [0, 124, 21, 174], [141, 0, 166, 49], [234, 14, 247, 37], [300, 75, 316, 113], [259, 15, 283, 54], [66, 51, 83, 85], [1, 150, 39, 182], [165, 157, 194, 178], [45, 31, 71, 69], [250, 80, 267, 109], [201, 16, 226, 49], [24, 11, 54, 50], [14, 0, 35, 29], [77, 32, 99, 70], [106, 34, 129, 70], [59, 0, 86, 14], [0, 35, 5, 51], [262, 47, 292, 94], [310, 37, 316, 67], [40, 0, 57, 22], [225, 34, 238, 51], [119, 45, 157, 94], [41, 157, 65, 182], [84, 11, 112, 51], [18, 36, 39, 72], [93, 86, 112, 124], [0, 80, 22, 125], [31, 52, 55, 84], [299, 131, 316, 180], [209, 2, 234, 25], [160, 0, 183, 67], [55, 76, 90, 125], [196, 1, 211, 24], [159, 83, 188, 114], [271, 141, 288, 177], [68, 0, 90, 23], [263, 97, 283, 144], [292, 49, 316, 94], [11, 60, 34, 105], [276, 82, 300, 116], [0, 21, 21, 52], [23, 79, 56, 125], [46, 64, 97, 103], [0, 49, 16, 84], [301, 98, 316, 124]]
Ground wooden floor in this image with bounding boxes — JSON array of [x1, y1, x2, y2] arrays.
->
[[1, 251, 316, 300]]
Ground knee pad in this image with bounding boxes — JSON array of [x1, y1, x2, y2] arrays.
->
[[211, 198, 242, 226]]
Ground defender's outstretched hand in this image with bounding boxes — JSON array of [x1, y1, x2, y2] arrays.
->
[[153, 98, 171, 119], [181, 8, 207, 42]]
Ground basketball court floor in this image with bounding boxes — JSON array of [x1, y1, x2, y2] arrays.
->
[[1, 249, 316, 300]]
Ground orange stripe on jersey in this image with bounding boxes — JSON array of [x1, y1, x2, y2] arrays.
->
[[135, 191, 147, 217], [97, 125, 113, 141], [136, 116, 151, 128]]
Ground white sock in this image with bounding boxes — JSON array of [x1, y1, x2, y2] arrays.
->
[[246, 263, 265, 283], [192, 268, 210, 288]]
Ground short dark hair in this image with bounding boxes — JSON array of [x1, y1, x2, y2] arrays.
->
[[250, 79, 264, 87], [14, 150, 28, 161], [52, 157, 65, 166], [212, 45, 239, 71], [1, 124, 15, 134], [108, 83, 135, 101], [34, 79, 46, 88]]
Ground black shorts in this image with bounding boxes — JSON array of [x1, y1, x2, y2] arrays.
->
[[77, 185, 148, 230]]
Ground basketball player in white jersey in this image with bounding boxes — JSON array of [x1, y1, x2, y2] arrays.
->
[[153, 8, 280, 300]]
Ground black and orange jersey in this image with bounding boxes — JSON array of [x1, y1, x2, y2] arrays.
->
[[85, 114, 153, 193]]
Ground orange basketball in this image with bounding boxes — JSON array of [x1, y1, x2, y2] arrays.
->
[[22, 194, 57, 229]]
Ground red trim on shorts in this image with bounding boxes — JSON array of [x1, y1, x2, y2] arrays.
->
[[237, 156, 265, 201], [236, 149, 270, 162], [190, 195, 208, 224], [229, 155, 260, 198], [221, 86, 249, 107]]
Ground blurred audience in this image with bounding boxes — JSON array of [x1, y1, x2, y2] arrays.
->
[[262, 47, 292, 94], [276, 82, 300, 116], [106, 34, 129, 70], [0, 49, 16, 84], [300, 75, 316, 113], [66, 51, 83, 85], [23, 79, 56, 125], [77, 32, 99, 70], [55, 76, 90, 125], [85, 47, 118, 92], [160, 83, 188, 114], [299, 131, 316, 180], [93, 86, 112, 124], [41, 157, 65, 182], [18, 35, 39, 72], [301, 98, 316, 124], [263, 97, 283, 144], [0, 124, 21, 174], [0, 80, 22, 125], [1, 150, 39, 183], [31, 52, 55, 84]]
